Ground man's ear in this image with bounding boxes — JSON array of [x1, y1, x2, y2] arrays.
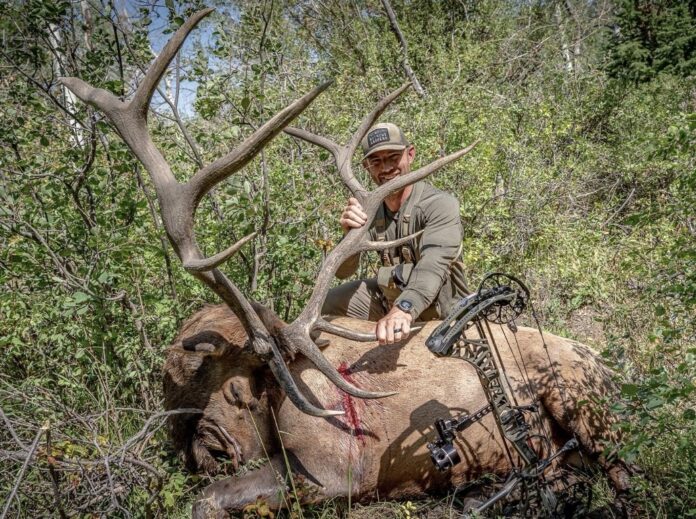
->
[[406, 145, 416, 163]]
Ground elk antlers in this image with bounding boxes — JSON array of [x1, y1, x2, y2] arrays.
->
[[59, 8, 477, 417]]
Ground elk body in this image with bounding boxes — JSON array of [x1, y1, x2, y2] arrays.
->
[[164, 304, 628, 518]]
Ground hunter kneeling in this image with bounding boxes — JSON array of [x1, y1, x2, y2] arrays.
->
[[322, 123, 468, 344]]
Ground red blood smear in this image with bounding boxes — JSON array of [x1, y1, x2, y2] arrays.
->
[[338, 362, 366, 445]]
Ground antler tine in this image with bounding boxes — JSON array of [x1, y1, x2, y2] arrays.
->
[[131, 8, 215, 116], [290, 334, 397, 399], [315, 319, 377, 342], [372, 139, 480, 203], [361, 230, 424, 252], [285, 128, 367, 200], [346, 81, 412, 154], [183, 232, 257, 273], [338, 81, 411, 201], [316, 319, 424, 342], [284, 127, 340, 158], [267, 349, 344, 417], [58, 77, 121, 113], [187, 81, 333, 207]]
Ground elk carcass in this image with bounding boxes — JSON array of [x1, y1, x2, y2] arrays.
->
[[163, 304, 629, 518]]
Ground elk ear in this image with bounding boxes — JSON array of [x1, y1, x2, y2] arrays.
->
[[182, 330, 231, 356]]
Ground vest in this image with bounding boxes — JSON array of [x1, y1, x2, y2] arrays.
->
[[373, 182, 469, 318]]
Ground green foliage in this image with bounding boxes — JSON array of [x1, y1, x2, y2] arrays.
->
[[606, 0, 696, 82]]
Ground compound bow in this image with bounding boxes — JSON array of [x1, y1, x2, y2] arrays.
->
[[425, 272, 591, 517]]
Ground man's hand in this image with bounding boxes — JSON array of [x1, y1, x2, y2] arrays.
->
[[339, 197, 368, 233], [375, 306, 413, 345]]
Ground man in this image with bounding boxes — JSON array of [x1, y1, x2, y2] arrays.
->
[[321, 122, 468, 345]]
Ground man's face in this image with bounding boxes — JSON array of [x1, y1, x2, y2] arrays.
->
[[363, 146, 416, 185]]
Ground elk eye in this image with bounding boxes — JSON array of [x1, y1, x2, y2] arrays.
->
[[223, 380, 244, 406]]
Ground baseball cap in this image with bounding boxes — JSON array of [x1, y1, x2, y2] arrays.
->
[[360, 123, 409, 160]]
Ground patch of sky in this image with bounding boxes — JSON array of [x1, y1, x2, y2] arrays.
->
[[121, 0, 242, 118]]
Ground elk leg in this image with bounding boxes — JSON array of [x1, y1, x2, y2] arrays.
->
[[191, 453, 336, 519], [192, 457, 286, 519]]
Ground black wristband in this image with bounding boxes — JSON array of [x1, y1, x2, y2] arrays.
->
[[395, 299, 414, 315]]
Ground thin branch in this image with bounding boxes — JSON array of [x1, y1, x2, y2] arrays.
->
[[121, 292, 154, 352], [11, 219, 88, 290], [0, 407, 28, 451], [0, 48, 88, 129], [1, 422, 47, 519], [603, 187, 636, 228], [156, 85, 204, 166], [115, 409, 202, 459], [380, 0, 425, 97], [45, 429, 68, 519]]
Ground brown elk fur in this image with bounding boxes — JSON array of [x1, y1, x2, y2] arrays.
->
[[163, 304, 628, 517]]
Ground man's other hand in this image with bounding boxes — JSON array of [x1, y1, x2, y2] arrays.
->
[[340, 197, 368, 233], [376, 306, 413, 345]]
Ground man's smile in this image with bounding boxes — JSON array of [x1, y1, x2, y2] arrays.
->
[[379, 172, 399, 183]]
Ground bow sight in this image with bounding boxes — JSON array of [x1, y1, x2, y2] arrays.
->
[[426, 272, 585, 517]]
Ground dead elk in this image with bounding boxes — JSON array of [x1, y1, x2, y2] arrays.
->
[[164, 304, 629, 517]]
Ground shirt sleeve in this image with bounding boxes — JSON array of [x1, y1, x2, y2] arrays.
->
[[394, 194, 462, 319]]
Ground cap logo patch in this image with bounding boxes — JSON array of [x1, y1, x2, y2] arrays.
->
[[367, 128, 390, 147]]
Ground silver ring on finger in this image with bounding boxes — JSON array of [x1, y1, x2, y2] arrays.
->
[[393, 327, 402, 333]]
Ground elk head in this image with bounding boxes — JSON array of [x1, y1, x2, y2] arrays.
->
[[163, 304, 277, 475], [60, 8, 477, 417]]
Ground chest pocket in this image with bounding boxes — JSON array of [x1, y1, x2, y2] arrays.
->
[[374, 183, 425, 306], [374, 182, 425, 267]]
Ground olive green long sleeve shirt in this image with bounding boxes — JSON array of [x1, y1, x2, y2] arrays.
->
[[336, 182, 465, 319]]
